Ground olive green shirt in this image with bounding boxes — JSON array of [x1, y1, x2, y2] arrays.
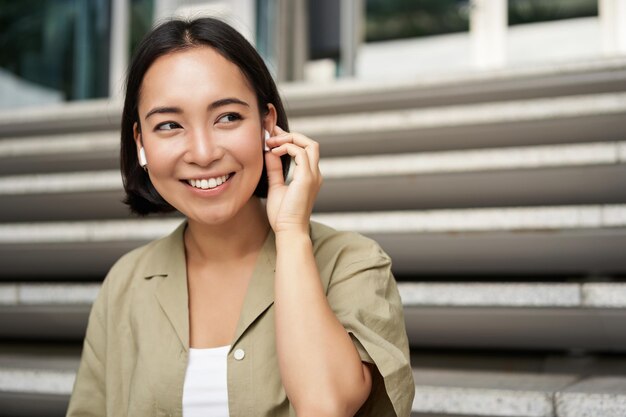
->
[[66, 220, 414, 417]]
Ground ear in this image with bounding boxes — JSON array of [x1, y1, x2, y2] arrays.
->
[[263, 104, 278, 135], [133, 122, 143, 156]]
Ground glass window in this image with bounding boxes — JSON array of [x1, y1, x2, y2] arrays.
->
[[508, 0, 598, 26], [0, 0, 111, 109], [130, 0, 154, 58], [365, 0, 470, 43]]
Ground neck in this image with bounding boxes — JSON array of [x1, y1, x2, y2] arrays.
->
[[184, 197, 270, 263]]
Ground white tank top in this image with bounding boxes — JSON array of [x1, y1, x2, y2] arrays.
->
[[182, 345, 230, 417]]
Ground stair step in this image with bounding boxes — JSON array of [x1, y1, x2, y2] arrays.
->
[[1, 282, 625, 349], [2, 58, 625, 137], [2, 141, 625, 220], [1, 205, 625, 277], [282, 57, 626, 116], [3, 94, 625, 175], [314, 205, 626, 234], [8, 282, 626, 308], [293, 93, 626, 156], [0, 99, 120, 137], [404, 305, 626, 351], [319, 141, 626, 211], [2, 355, 624, 417], [1, 205, 622, 243], [412, 368, 579, 417], [0, 349, 78, 417], [556, 377, 626, 417], [399, 282, 623, 307], [0, 131, 118, 175]]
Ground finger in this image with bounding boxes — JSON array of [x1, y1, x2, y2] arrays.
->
[[265, 148, 285, 189], [267, 130, 320, 171], [270, 143, 312, 173], [268, 137, 319, 174], [267, 128, 318, 150]]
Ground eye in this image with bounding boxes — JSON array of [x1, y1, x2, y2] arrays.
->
[[217, 113, 243, 124], [155, 122, 181, 131]]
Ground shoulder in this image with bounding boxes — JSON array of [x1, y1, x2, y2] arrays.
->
[[104, 238, 160, 280], [101, 220, 186, 292], [309, 220, 392, 282], [310, 220, 390, 263]]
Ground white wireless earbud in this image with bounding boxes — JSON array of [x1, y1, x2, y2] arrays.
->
[[139, 147, 148, 170], [264, 130, 270, 152]]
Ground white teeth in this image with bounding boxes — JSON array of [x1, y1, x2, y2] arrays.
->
[[187, 174, 230, 190]]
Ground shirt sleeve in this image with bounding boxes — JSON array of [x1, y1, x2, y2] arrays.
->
[[65, 278, 108, 417], [325, 242, 415, 417]]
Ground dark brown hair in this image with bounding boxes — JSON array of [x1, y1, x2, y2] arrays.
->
[[120, 17, 290, 215]]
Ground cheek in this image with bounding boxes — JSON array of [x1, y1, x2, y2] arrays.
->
[[148, 148, 177, 175], [230, 132, 264, 165]]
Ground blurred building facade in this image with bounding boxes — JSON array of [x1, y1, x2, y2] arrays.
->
[[2, 0, 625, 108]]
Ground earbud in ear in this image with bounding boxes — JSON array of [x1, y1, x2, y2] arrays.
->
[[139, 147, 148, 170], [264, 130, 270, 152]]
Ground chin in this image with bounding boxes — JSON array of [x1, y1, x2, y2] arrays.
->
[[182, 204, 239, 226]]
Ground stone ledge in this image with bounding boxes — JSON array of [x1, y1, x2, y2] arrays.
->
[[320, 141, 626, 179], [413, 368, 578, 417], [582, 283, 626, 308], [291, 93, 626, 137], [0, 358, 624, 417], [0, 368, 75, 395], [2, 94, 625, 160], [2, 57, 625, 133], [2, 141, 624, 195], [0, 284, 100, 305], [398, 283, 581, 307], [0, 131, 117, 158], [1, 205, 626, 244], [3, 282, 626, 310], [314, 205, 626, 234], [0, 171, 121, 195], [556, 377, 626, 417], [280, 56, 626, 100], [399, 282, 626, 308]]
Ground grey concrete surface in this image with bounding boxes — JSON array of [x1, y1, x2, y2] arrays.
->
[[398, 283, 581, 307], [2, 362, 623, 417], [412, 368, 578, 416], [582, 283, 626, 308], [3, 142, 626, 221], [556, 377, 626, 417], [2, 141, 623, 194], [290, 93, 626, 152], [1, 205, 625, 245]]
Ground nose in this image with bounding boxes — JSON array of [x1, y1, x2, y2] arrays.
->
[[183, 128, 224, 167]]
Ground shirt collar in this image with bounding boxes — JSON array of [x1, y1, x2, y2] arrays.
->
[[142, 219, 277, 351]]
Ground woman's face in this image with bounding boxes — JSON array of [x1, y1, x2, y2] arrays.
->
[[134, 46, 275, 225]]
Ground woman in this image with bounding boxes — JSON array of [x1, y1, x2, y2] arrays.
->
[[66, 17, 414, 417]]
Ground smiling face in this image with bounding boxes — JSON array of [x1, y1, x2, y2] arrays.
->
[[134, 46, 276, 225]]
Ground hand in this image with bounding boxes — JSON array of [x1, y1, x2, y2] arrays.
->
[[264, 126, 322, 235]]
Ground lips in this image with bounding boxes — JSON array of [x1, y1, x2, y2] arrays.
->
[[185, 173, 232, 190]]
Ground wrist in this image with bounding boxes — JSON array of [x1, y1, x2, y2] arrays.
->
[[275, 229, 311, 246]]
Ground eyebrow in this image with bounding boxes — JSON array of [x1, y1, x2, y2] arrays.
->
[[144, 97, 250, 120]]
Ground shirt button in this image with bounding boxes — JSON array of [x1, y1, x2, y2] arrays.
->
[[233, 348, 245, 360]]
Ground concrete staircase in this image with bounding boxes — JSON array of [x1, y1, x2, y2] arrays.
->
[[1, 57, 626, 416]]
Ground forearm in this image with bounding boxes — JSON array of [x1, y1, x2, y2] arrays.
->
[[274, 231, 371, 417]]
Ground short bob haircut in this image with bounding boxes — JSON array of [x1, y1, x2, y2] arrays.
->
[[120, 17, 290, 215]]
